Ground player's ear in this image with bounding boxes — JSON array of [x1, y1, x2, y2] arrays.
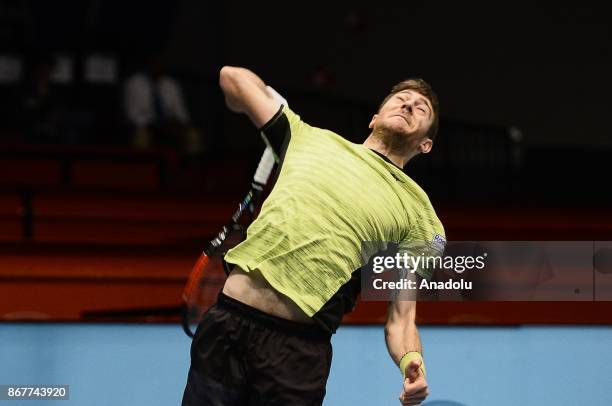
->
[[418, 138, 433, 154], [368, 114, 378, 129]]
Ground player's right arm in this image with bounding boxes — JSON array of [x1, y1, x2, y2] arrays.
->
[[219, 66, 281, 128]]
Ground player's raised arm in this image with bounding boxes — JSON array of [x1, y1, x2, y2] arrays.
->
[[219, 66, 284, 128], [385, 294, 429, 405]]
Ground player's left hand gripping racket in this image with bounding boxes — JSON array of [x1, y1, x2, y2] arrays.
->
[[181, 146, 277, 337]]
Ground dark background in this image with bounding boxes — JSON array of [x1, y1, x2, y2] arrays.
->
[[4, 1, 608, 144]]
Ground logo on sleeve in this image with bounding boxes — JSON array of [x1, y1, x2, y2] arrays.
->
[[431, 233, 447, 252]]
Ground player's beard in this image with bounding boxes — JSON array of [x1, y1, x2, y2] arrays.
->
[[372, 122, 413, 157]]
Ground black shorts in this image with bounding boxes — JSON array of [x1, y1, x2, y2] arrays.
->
[[182, 293, 333, 406]]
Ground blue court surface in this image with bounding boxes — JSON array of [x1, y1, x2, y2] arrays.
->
[[1, 324, 611, 406]]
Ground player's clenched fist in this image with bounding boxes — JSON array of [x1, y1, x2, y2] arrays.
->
[[399, 359, 429, 405]]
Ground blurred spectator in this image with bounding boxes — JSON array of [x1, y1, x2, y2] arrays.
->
[[123, 54, 202, 154]]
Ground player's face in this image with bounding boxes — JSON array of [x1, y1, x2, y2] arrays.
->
[[369, 90, 434, 141]]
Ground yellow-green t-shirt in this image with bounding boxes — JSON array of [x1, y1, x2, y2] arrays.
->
[[224, 106, 445, 320]]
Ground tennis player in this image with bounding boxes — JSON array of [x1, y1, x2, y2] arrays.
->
[[182, 66, 445, 406]]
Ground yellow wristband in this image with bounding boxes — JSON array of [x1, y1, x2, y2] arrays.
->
[[399, 351, 426, 378]]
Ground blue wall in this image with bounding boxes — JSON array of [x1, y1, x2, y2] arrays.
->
[[1, 324, 611, 406]]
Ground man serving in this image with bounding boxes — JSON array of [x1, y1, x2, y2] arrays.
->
[[182, 66, 445, 406]]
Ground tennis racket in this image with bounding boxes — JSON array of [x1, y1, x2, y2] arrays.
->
[[181, 146, 277, 337]]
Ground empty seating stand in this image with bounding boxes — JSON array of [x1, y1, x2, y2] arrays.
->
[[0, 144, 247, 321], [0, 144, 177, 190]]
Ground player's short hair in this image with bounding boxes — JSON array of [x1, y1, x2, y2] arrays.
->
[[378, 79, 440, 141]]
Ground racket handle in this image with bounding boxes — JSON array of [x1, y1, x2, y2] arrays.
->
[[253, 146, 276, 186]]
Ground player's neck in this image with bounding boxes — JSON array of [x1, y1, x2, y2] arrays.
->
[[363, 134, 416, 168]]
